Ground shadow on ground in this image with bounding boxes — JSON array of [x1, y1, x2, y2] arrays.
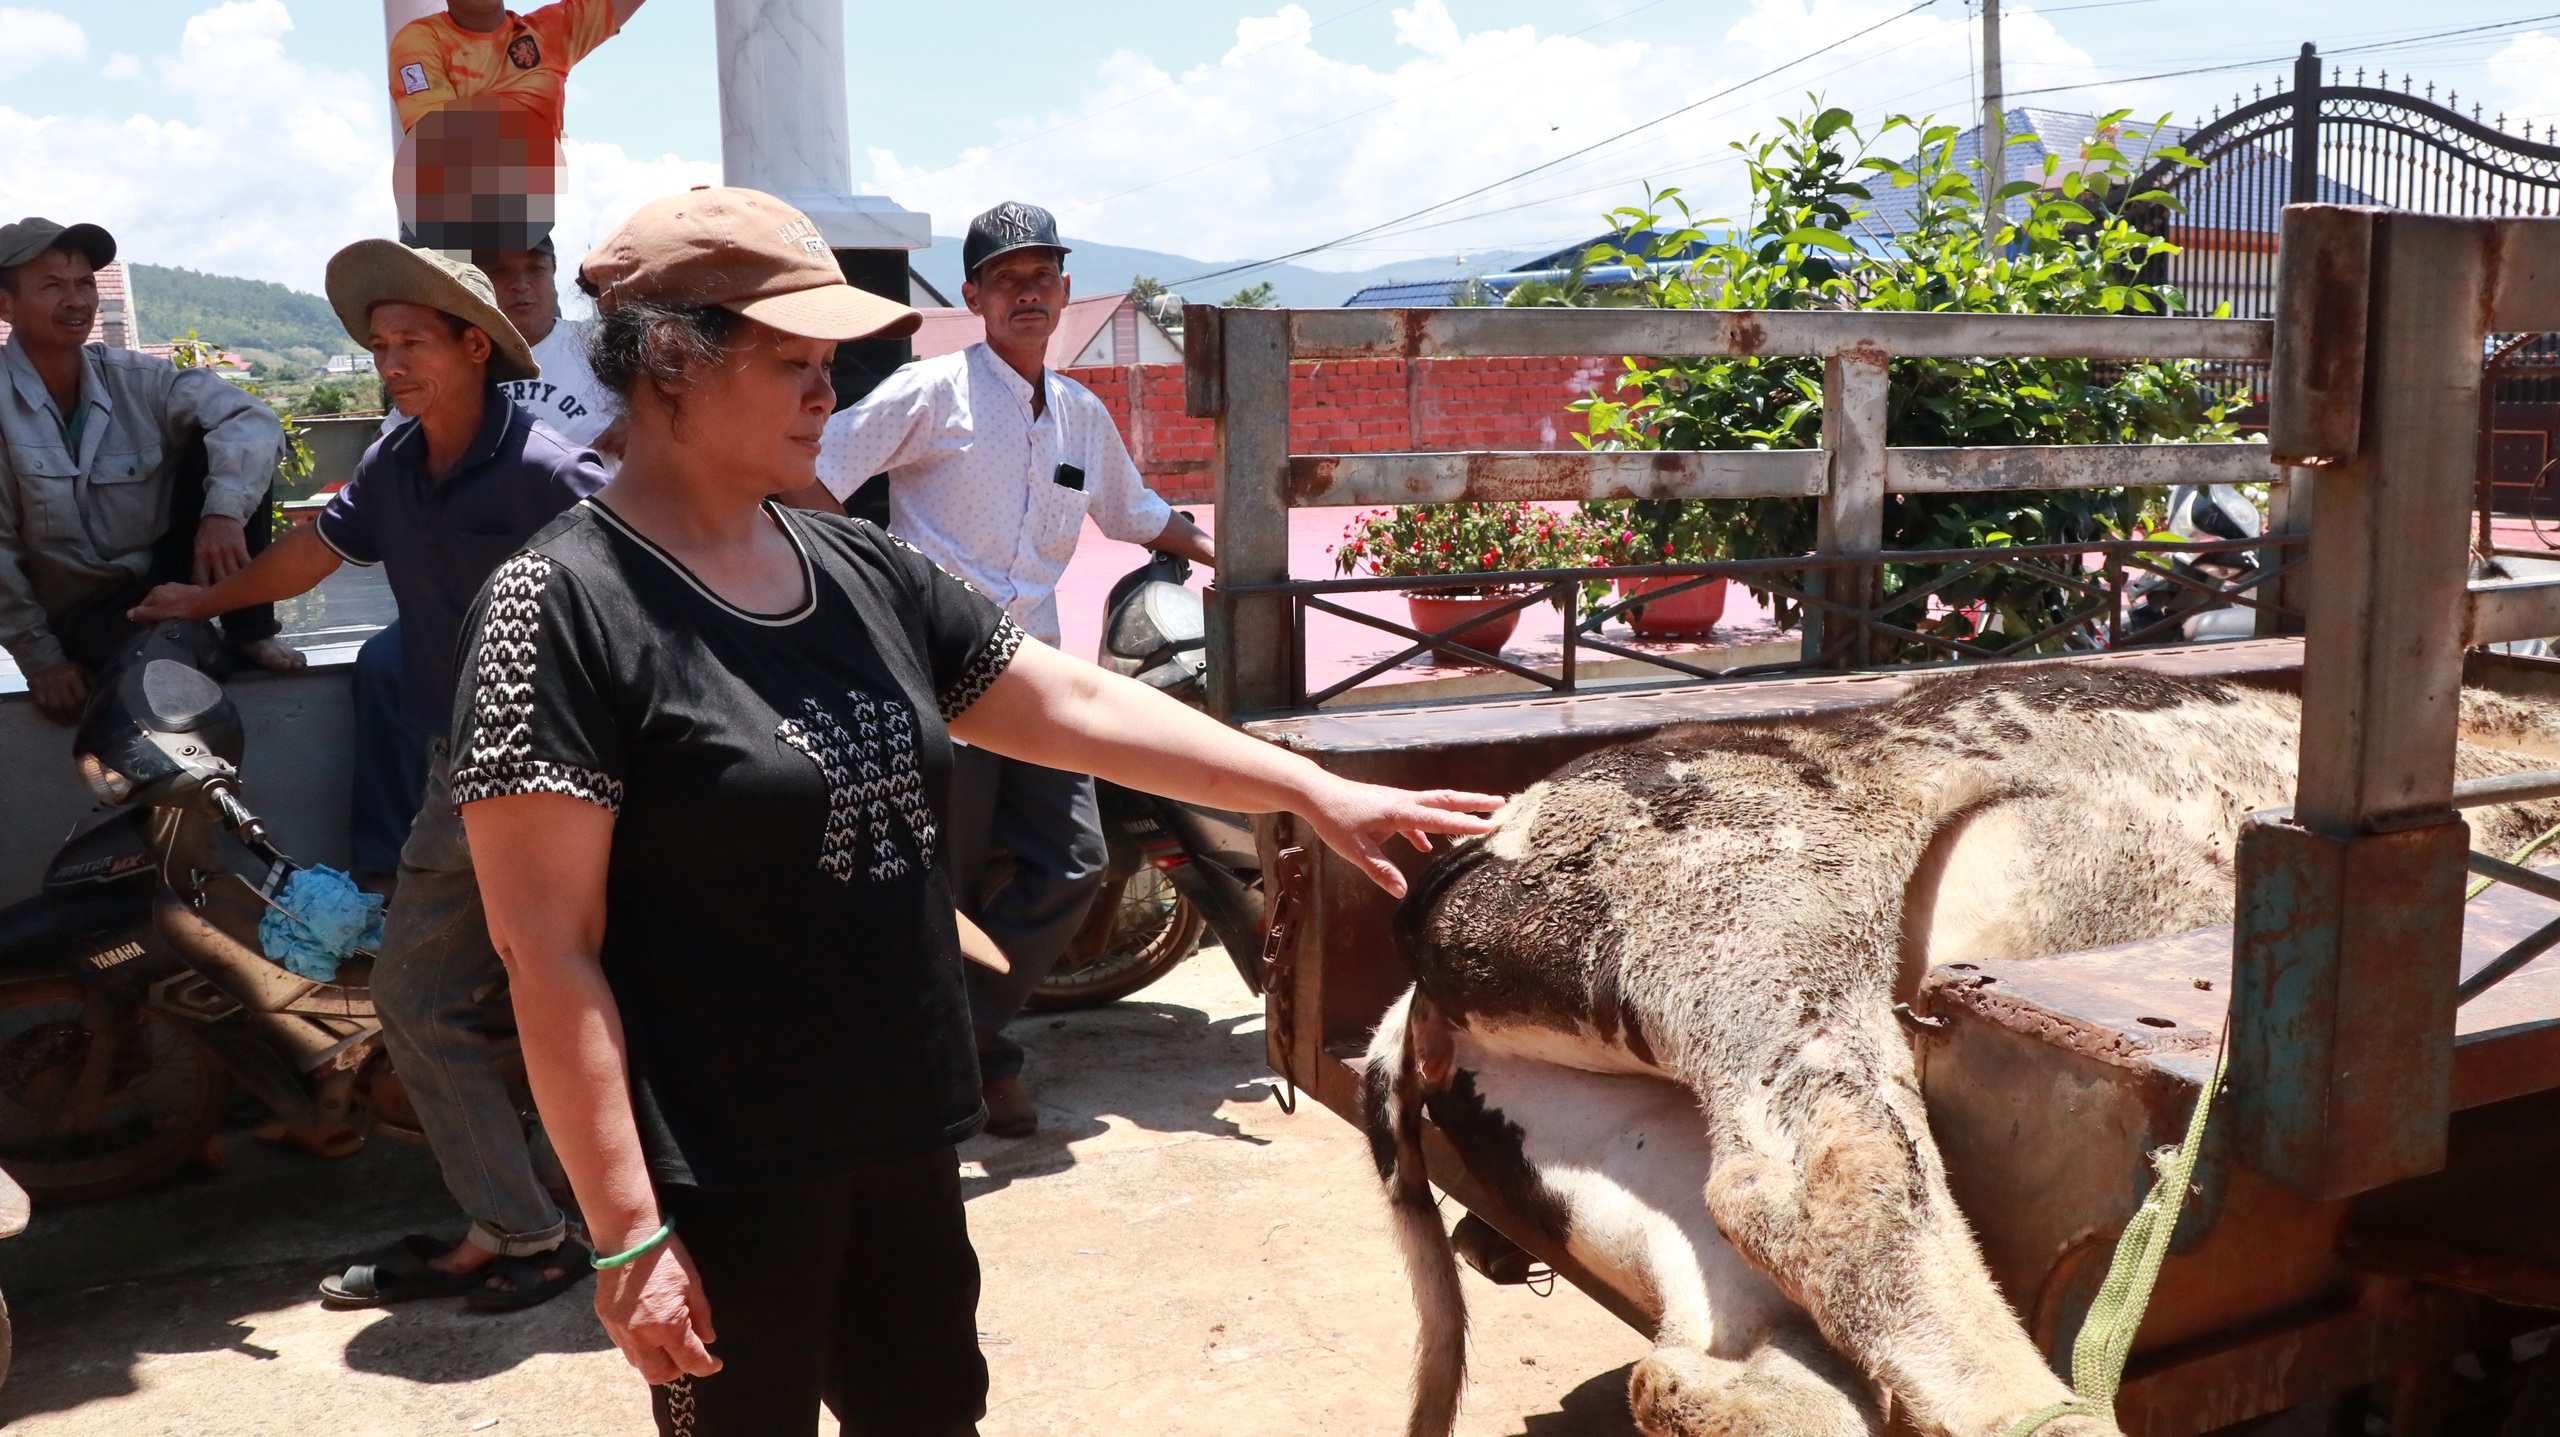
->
[[961, 997, 1279, 1197], [1519, 1361, 1639, 1436], [0, 1125, 610, 1422]]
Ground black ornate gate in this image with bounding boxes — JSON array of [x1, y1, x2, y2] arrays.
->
[[2128, 44, 2560, 323]]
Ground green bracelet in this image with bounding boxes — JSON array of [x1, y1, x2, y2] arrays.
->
[[592, 1222, 673, 1270]]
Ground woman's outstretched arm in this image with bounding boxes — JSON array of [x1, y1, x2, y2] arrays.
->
[[946, 641, 1503, 897], [462, 791, 720, 1385]]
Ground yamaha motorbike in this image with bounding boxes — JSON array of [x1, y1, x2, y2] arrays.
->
[[0, 623, 476, 1207], [1026, 549, 1270, 1009]]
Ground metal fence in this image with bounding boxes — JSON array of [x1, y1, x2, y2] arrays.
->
[[1186, 304, 2293, 717]]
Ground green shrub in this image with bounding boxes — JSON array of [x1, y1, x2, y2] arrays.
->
[[1573, 103, 2235, 650]]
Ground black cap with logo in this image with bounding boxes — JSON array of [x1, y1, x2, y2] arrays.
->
[[962, 201, 1069, 281]]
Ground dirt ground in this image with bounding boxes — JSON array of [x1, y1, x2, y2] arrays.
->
[[0, 947, 1652, 1436]]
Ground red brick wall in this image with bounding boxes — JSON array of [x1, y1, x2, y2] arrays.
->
[[1061, 356, 1626, 506]]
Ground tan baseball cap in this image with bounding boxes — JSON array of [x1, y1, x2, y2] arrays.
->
[[578, 188, 922, 343]]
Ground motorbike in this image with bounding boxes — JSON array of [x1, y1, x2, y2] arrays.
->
[[0, 622, 477, 1208], [1026, 548, 1271, 1010], [2124, 483, 2267, 644]]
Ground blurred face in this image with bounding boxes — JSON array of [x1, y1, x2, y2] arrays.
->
[[962, 249, 1068, 355], [368, 301, 491, 422], [445, 0, 507, 32], [477, 249, 558, 345], [0, 248, 100, 355], [639, 318, 837, 493]]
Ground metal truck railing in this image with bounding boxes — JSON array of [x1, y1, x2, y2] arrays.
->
[[1182, 304, 2303, 718], [1196, 206, 2560, 1203]]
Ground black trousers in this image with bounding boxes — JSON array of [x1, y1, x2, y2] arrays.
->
[[53, 434, 280, 670], [943, 746, 1107, 1083], [650, 1148, 986, 1437]]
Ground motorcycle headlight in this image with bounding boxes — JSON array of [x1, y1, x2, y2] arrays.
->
[[76, 752, 133, 805]]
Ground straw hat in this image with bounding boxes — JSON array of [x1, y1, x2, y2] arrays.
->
[[577, 187, 920, 342], [323, 241, 538, 383]]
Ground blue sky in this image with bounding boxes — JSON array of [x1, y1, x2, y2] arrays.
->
[[5, 0, 2555, 292]]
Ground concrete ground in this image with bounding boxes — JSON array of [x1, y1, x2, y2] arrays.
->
[[0, 947, 1651, 1436]]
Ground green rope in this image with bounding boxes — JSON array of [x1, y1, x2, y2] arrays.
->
[[2000, 1044, 2230, 1437], [2468, 819, 2560, 902]]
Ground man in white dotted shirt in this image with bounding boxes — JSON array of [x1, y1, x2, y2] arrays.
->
[[809, 201, 1213, 1136]]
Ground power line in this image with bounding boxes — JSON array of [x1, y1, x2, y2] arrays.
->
[[1060, 0, 1684, 217], [1167, 0, 1949, 288], [890, 0, 1399, 184], [2007, 12, 2560, 99]]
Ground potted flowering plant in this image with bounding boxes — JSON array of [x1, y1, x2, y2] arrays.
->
[[1579, 498, 1729, 635], [1332, 502, 1585, 657]]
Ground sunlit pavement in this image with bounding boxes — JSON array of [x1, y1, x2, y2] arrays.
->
[[0, 947, 1649, 1436]]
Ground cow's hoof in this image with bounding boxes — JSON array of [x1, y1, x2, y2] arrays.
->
[[1628, 1339, 1878, 1437]]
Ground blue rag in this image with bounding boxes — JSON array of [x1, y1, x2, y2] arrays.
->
[[258, 865, 387, 984]]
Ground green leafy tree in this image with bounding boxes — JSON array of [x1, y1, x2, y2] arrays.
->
[[1575, 103, 2230, 649], [1221, 280, 1278, 309]]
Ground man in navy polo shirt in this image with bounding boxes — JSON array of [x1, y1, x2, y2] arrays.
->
[[133, 241, 603, 1311]]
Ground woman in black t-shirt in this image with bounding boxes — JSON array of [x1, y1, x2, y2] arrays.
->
[[449, 188, 1503, 1437]]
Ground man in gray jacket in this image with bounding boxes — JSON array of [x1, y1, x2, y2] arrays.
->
[[0, 216, 298, 723]]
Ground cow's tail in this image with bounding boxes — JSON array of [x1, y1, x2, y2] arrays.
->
[[1362, 986, 1467, 1437]]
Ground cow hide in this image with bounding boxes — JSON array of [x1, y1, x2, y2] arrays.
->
[[1367, 666, 2560, 1437]]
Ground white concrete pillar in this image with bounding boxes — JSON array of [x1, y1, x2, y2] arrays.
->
[[713, 0, 929, 250]]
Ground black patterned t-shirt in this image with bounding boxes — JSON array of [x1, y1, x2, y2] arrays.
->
[[449, 498, 1024, 1186]]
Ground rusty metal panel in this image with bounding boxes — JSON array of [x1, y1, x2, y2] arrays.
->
[[1281, 449, 1825, 507], [2231, 816, 2466, 1198], [1283, 307, 2274, 364], [1243, 639, 2304, 758], [2482, 215, 2560, 332], [2112, 1286, 2437, 1437], [2344, 1087, 2560, 1311], [1182, 303, 1224, 418], [2268, 205, 2375, 467], [1207, 308, 1295, 720], [2465, 573, 2560, 645], [2292, 213, 2487, 831], [1887, 443, 2288, 494]]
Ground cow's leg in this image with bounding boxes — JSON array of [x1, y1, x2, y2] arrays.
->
[[1628, 1323, 1880, 1437], [1690, 1007, 2111, 1437]]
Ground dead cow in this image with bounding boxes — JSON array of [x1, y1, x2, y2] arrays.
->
[[1363, 666, 2560, 1437]]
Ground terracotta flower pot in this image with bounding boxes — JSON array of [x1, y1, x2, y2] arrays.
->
[[1616, 576, 1728, 636], [1406, 594, 1522, 659]]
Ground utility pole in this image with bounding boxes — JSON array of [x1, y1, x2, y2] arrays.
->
[[1981, 0, 2006, 230]]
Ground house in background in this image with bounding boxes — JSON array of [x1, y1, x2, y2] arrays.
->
[[1340, 230, 1719, 306], [0, 258, 140, 348], [909, 290, 1181, 367], [1859, 107, 2376, 318]]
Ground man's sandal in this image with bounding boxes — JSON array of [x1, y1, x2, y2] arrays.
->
[[318, 1234, 477, 1306], [465, 1240, 593, 1314]]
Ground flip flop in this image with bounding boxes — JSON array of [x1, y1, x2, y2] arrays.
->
[[465, 1239, 592, 1314], [319, 1234, 476, 1306]]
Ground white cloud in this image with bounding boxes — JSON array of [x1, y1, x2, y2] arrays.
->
[[863, 0, 2100, 274], [0, 1, 389, 295], [2487, 32, 2560, 138], [0, 7, 87, 79], [100, 51, 139, 80]]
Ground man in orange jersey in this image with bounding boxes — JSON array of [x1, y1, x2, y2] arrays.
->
[[389, 0, 647, 142]]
